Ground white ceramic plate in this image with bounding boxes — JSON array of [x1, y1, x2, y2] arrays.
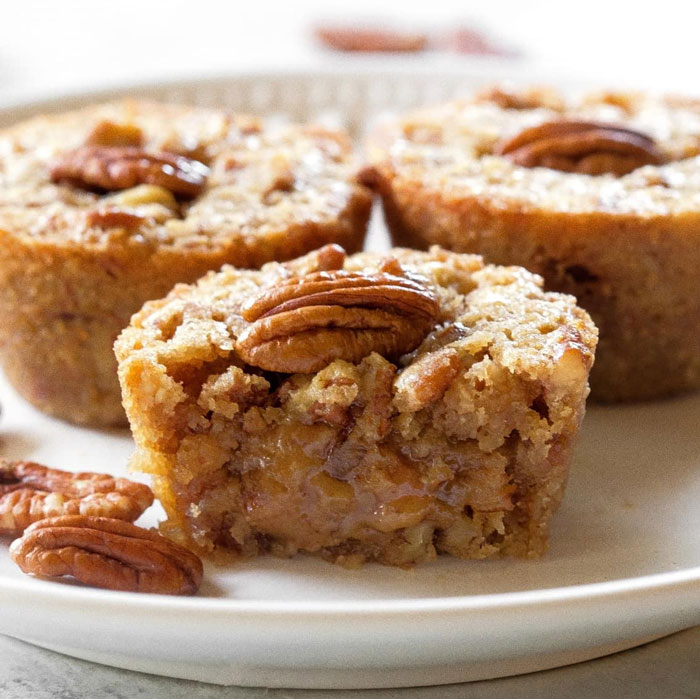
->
[[0, 73, 699, 689], [1, 370, 699, 689]]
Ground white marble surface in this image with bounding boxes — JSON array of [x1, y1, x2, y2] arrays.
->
[[1, 628, 699, 698]]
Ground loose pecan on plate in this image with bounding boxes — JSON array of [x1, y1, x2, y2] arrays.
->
[[0, 460, 153, 534], [315, 26, 428, 53], [495, 120, 663, 176], [10, 515, 203, 595], [236, 252, 440, 373], [50, 145, 209, 197]]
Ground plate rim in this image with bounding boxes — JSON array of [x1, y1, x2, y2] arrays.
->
[[0, 63, 605, 131], [1, 561, 697, 617]]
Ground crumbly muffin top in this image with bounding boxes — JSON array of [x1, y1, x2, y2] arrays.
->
[[117, 245, 597, 564], [368, 87, 700, 216], [0, 100, 366, 248], [117, 245, 597, 447]]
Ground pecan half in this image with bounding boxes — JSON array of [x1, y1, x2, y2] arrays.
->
[[0, 460, 153, 534], [10, 515, 203, 595], [50, 145, 209, 197], [315, 26, 428, 53], [495, 120, 663, 176], [236, 262, 440, 373]]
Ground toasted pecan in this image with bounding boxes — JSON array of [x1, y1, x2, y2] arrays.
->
[[315, 26, 428, 53], [394, 346, 461, 412], [85, 120, 144, 147], [495, 120, 663, 176], [85, 207, 147, 230], [10, 515, 203, 595], [236, 261, 440, 373], [0, 460, 153, 534], [50, 145, 209, 197]]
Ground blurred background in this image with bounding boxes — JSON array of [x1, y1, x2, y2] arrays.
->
[[1, 0, 698, 105]]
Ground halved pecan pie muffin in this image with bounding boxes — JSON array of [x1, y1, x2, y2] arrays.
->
[[365, 87, 700, 401], [116, 244, 597, 566], [0, 100, 372, 425]]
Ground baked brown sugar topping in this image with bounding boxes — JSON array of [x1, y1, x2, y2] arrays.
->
[[494, 120, 664, 176], [368, 89, 700, 216], [0, 100, 372, 248]]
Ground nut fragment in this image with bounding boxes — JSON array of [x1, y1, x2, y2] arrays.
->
[[476, 86, 565, 111], [50, 145, 209, 197], [85, 120, 143, 147], [394, 347, 461, 412], [0, 460, 154, 534], [495, 120, 663, 176], [315, 26, 428, 53], [10, 515, 203, 595], [236, 262, 440, 373], [85, 207, 146, 231], [106, 184, 178, 210], [285, 243, 347, 277], [314, 243, 347, 272]]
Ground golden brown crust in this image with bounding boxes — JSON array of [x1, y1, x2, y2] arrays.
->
[[116, 246, 597, 566], [0, 100, 372, 425], [367, 88, 700, 401]]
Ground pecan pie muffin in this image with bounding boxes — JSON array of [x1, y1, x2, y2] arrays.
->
[[0, 100, 372, 425], [116, 244, 597, 566], [365, 87, 700, 401]]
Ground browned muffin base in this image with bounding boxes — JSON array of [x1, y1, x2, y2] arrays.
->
[[377, 183, 700, 401], [366, 88, 700, 402], [0, 211, 369, 426]]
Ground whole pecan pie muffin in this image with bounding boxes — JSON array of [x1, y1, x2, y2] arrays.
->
[[0, 100, 372, 425], [365, 87, 700, 401], [116, 244, 597, 566]]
